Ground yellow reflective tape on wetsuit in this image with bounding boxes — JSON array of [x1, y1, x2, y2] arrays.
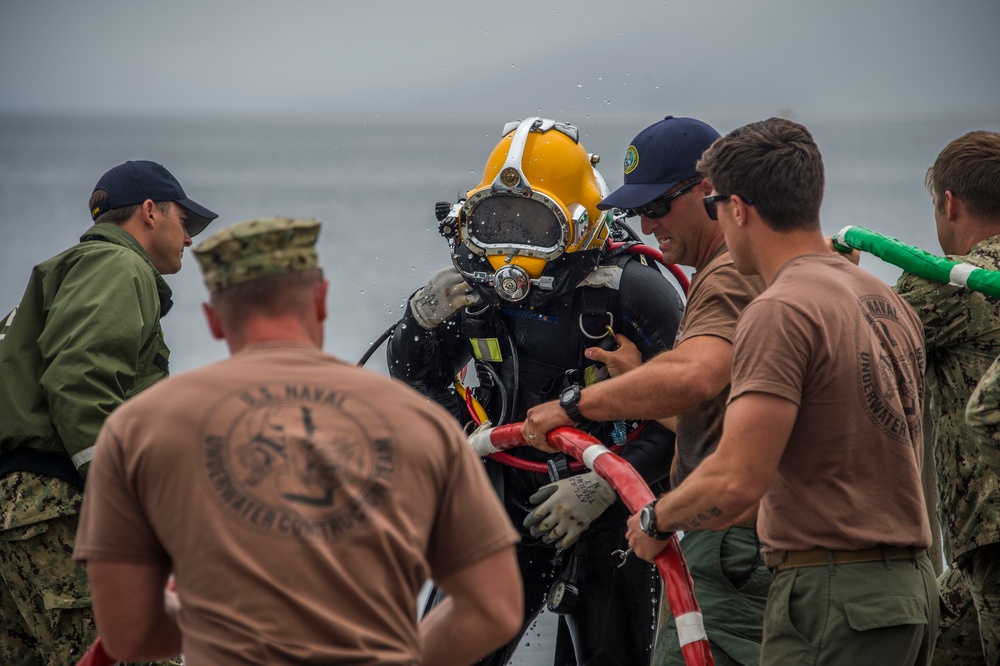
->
[[470, 337, 503, 362], [583, 364, 610, 386]]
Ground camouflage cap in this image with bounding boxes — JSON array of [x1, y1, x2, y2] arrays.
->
[[193, 217, 321, 293]]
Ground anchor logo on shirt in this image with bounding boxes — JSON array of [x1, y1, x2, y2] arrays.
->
[[239, 404, 344, 507], [202, 383, 396, 541]]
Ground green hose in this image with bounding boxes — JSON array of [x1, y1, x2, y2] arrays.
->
[[832, 225, 1000, 299]]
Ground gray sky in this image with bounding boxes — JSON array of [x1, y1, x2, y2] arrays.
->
[[2, 0, 999, 121]]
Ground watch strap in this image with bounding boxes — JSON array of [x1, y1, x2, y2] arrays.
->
[[642, 500, 671, 540]]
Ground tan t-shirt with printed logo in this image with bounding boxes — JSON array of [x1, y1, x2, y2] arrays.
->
[[75, 344, 518, 665], [731, 255, 930, 553]]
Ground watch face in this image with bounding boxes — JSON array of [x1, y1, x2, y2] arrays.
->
[[550, 580, 565, 606], [559, 384, 582, 423], [641, 505, 657, 534]]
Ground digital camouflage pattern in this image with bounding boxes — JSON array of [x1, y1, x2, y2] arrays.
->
[[934, 567, 986, 665], [894, 235, 1000, 563], [0, 473, 182, 666], [194, 217, 321, 293], [964, 356, 1000, 660], [895, 234, 1000, 663], [0, 472, 92, 666], [966, 353, 1000, 478]]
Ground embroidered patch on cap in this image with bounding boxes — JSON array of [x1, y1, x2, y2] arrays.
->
[[623, 145, 639, 174]]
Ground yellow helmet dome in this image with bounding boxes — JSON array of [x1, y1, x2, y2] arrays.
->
[[459, 118, 611, 280]]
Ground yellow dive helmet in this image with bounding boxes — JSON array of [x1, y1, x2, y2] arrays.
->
[[454, 117, 611, 304]]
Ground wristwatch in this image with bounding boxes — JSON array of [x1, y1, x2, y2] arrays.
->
[[558, 384, 584, 424], [639, 501, 671, 540]]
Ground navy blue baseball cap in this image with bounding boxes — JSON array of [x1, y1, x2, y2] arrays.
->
[[598, 116, 721, 211], [90, 160, 218, 236]]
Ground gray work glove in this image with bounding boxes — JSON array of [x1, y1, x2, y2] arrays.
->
[[523, 471, 616, 549], [409, 266, 482, 330]]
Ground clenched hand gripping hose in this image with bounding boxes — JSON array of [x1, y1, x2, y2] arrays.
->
[[470, 422, 715, 666]]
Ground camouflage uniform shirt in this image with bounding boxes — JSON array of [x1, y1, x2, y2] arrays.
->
[[895, 234, 1000, 564]]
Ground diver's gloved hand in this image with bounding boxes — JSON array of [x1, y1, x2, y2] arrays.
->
[[409, 266, 482, 330], [523, 472, 616, 549]]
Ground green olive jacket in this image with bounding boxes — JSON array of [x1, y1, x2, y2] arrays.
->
[[0, 223, 172, 485]]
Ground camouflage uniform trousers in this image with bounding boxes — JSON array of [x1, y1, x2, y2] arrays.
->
[[955, 543, 1000, 665], [0, 471, 181, 666], [933, 567, 986, 665]]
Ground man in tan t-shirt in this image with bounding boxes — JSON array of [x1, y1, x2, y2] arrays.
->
[[522, 116, 770, 666], [74, 218, 522, 665], [624, 118, 938, 666]]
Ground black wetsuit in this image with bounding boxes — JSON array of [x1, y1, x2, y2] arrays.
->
[[388, 251, 683, 666]]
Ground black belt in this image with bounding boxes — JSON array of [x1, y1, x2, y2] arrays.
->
[[0, 448, 85, 490]]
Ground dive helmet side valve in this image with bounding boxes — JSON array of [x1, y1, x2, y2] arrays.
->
[[436, 200, 463, 240]]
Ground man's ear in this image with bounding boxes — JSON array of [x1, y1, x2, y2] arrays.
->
[[943, 190, 960, 222], [202, 302, 225, 340], [140, 199, 158, 227], [315, 280, 329, 323], [734, 195, 750, 227]]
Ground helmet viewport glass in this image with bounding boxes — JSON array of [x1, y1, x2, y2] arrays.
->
[[468, 196, 562, 250]]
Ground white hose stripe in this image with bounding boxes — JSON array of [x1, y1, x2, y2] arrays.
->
[[674, 612, 708, 647], [582, 445, 611, 469], [949, 263, 976, 288], [834, 225, 854, 247], [468, 431, 499, 456], [71, 446, 95, 469]]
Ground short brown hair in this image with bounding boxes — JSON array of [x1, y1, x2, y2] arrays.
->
[[696, 117, 824, 232], [87, 189, 171, 225], [210, 269, 324, 330], [925, 131, 1000, 219]]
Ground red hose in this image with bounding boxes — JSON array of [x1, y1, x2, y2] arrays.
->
[[488, 445, 619, 473], [76, 638, 115, 666], [486, 421, 646, 473], [486, 423, 714, 666], [607, 240, 690, 295]]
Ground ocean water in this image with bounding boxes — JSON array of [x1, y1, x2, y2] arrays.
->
[[4, 111, 999, 379], [1, 111, 998, 664]]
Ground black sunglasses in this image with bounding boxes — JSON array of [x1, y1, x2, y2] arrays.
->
[[625, 180, 701, 219], [702, 193, 753, 221]]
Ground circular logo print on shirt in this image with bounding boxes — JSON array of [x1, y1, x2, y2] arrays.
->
[[855, 295, 924, 444], [200, 383, 396, 541], [623, 145, 639, 175]]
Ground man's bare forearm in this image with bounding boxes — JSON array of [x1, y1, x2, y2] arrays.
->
[[578, 342, 729, 422]]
